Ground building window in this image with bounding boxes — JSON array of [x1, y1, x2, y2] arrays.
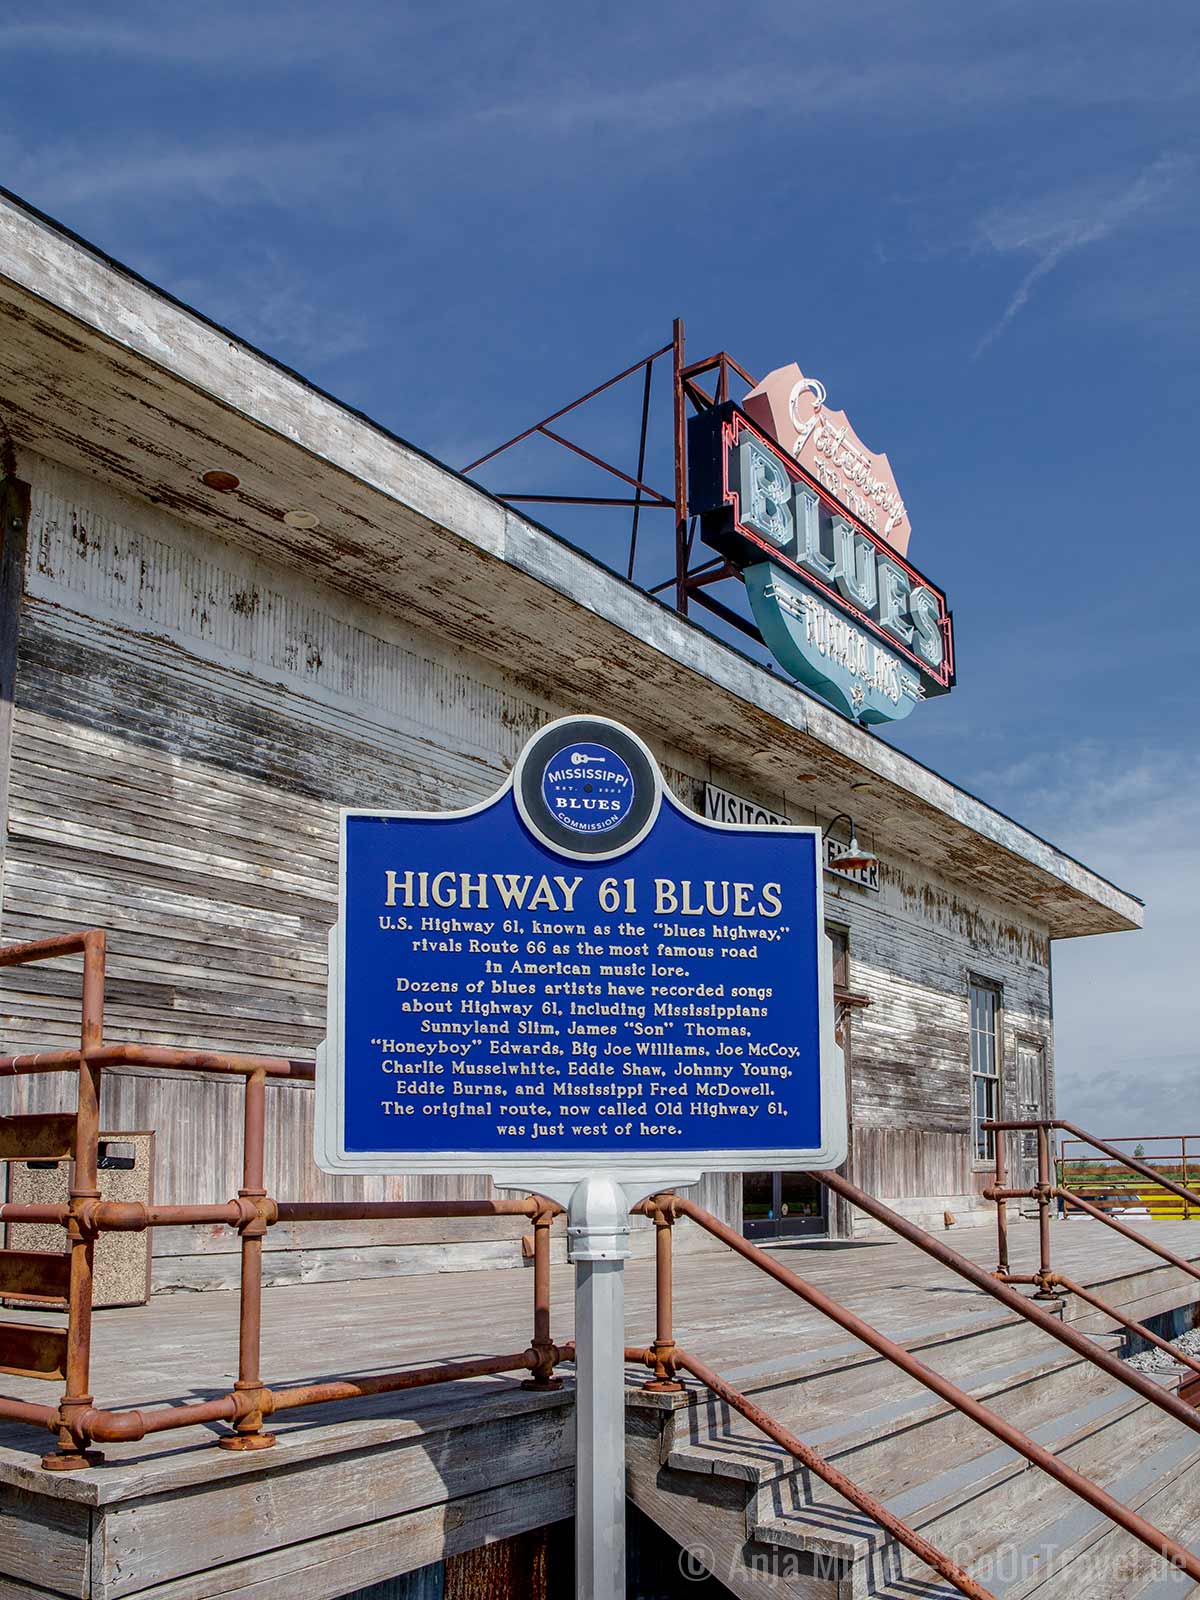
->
[[969, 981, 1001, 1162], [827, 924, 849, 988]]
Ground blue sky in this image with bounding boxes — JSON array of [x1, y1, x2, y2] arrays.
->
[[1, 2, 1196, 1133]]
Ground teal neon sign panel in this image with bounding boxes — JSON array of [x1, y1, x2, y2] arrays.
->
[[744, 563, 921, 724], [687, 406, 955, 723]]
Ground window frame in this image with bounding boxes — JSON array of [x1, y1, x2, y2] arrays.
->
[[968, 977, 1003, 1166]]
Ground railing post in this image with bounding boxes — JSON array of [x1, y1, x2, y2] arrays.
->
[[218, 1068, 275, 1451], [643, 1195, 683, 1392], [522, 1201, 562, 1390], [993, 1123, 1010, 1279], [44, 931, 106, 1471], [1184, 1137, 1192, 1221], [1033, 1125, 1060, 1301]]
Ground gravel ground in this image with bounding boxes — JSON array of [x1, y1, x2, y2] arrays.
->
[[1125, 1326, 1200, 1374]]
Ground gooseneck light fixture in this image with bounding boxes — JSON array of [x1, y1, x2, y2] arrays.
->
[[823, 813, 879, 874]]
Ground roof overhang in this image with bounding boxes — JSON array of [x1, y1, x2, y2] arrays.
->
[[0, 191, 1142, 939]]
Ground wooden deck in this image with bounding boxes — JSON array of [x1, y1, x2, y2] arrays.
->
[[3, 1214, 1198, 1477], [1, 1215, 1198, 1598]]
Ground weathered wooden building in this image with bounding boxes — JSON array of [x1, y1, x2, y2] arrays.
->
[[0, 192, 1140, 1293]]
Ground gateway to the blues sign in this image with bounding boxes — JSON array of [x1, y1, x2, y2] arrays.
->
[[316, 717, 844, 1186], [687, 364, 955, 724]]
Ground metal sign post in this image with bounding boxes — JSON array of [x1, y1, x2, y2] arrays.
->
[[567, 1176, 633, 1599], [317, 716, 843, 1600]]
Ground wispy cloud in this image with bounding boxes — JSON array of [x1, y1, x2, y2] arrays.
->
[[172, 250, 373, 368], [0, 129, 365, 211], [973, 154, 1189, 356], [0, 18, 308, 67], [0, 8, 451, 72]]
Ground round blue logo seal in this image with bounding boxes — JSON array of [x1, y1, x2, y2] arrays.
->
[[540, 742, 636, 836]]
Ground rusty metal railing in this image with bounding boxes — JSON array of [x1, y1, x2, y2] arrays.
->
[[1058, 1130, 1196, 1220], [983, 1115, 1200, 1406], [984, 1117, 1200, 1298], [625, 1339, 997, 1600], [628, 1180, 1200, 1591], [4, 935, 1199, 1593], [0, 931, 570, 1469], [987, 1120, 1200, 1270]]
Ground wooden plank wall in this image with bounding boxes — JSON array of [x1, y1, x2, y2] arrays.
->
[[0, 455, 737, 1286], [842, 863, 1053, 1234], [690, 787, 1055, 1235], [0, 453, 1053, 1275]]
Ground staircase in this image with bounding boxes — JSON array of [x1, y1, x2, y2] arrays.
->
[[627, 1278, 1200, 1598]]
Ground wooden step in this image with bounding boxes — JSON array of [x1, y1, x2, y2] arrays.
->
[[628, 1249, 1200, 1600], [0, 1247, 69, 1301], [0, 1113, 74, 1161], [670, 1312, 1067, 1459], [998, 1426, 1200, 1597], [793, 1428, 1200, 1599], [0, 1321, 67, 1379], [753, 1382, 1142, 1593], [626, 1407, 840, 1600], [667, 1340, 1120, 1496], [631, 1346, 1149, 1599]]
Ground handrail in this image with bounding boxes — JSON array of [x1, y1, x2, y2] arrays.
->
[[812, 1171, 1200, 1436], [633, 1188, 1200, 1587], [0, 930, 569, 1469], [5, 935, 1199, 1588], [0, 1042, 316, 1079], [1058, 1130, 1194, 1218], [1048, 1275, 1200, 1382], [986, 1117, 1200, 1211], [985, 1117, 1200, 1359], [1060, 1130, 1194, 1194], [625, 1343, 997, 1600], [1046, 1189, 1200, 1283], [78, 1344, 575, 1443]]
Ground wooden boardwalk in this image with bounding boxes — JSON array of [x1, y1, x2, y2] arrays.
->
[[0, 1215, 1197, 1598], [2, 1215, 1197, 1476]]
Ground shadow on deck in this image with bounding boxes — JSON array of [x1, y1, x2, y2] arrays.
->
[[0, 1216, 1196, 1599]]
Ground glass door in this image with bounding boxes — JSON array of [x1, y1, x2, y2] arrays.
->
[[741, 923, 842, 1242], [742, 1171, 827, 1239]]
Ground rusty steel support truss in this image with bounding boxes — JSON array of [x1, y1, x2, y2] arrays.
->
[[460, 319, 764, 638], [0, 932, 570, 1469]]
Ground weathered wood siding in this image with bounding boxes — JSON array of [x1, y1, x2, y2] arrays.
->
[[0, 454, 1052, 1267], [0, 456, 739, 1283], [697, 766, 1055, 1235], [838, 862, 1053, 1233]]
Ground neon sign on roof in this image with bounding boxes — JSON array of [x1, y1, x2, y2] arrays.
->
[[687, 369, 954, 726]]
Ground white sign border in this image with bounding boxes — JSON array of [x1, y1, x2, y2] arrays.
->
[[315, 717, 846, 1184]]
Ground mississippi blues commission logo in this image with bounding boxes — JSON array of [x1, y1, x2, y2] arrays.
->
[[540, 743, 636, 836]]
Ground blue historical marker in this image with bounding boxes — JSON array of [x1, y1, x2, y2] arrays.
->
[[316, 716, 844, 1185], [315, 715, 844, 1600]]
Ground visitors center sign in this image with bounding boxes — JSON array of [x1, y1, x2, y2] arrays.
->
[[316, 716, 844, 1187], [687, 364, 955, 724]]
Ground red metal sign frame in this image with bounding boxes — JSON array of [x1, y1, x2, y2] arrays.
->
[[708, 407, 955, 692]]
